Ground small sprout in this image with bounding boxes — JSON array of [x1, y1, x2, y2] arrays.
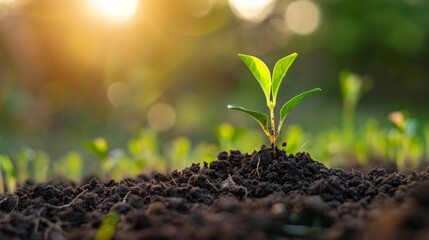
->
[[84, 137, 109, 160], [95, 211, 120, 240], [228, 53, 321, 148], [388, 111, 406, 131], [387, 111, 420, 171], [0, 155, 17, 193]]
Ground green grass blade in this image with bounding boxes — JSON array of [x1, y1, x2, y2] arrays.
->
[[95, 211, 120, 240], [84, 137, 109, 160], [238, 54, 271, 105], [227, 104, 269, 134], [278, 88, 321, 132], [272, 53, 297, 105], [0, 155, 17, 192]]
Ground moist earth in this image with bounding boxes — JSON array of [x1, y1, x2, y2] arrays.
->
[[1, 146, 429, 240]]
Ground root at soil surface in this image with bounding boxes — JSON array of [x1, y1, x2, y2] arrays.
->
[[1, 146, 429, 239]]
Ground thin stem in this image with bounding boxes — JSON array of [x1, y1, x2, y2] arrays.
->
[[269, 107, 277, 148], [0, 166, 4, 193]]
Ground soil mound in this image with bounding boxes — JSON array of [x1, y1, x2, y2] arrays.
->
[[1, 146, 429, 239]]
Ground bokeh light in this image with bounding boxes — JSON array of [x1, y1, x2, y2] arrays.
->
[[147, 103, 176, 132], [87, 0, 139, 22], [107, 82, 130, 108], [0, 0, 20, 19], [228, 0, 276, 23], [188, 0, 214, 18], [285, 0, 321, 35]]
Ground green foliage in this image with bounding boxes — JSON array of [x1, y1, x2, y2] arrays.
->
[[167, 137, 191, 170], [339, 71, 366, 149], [13, 149, 49, 183], [54, 151, 83, 182], [84, 138, 109, 160], [218, 123, 236, 149], [217, 123, 264, 153], [238, 54, 272, 106], [31, 151, 49, 183], [425, 126, 429, 160], [387, 111, 422, 170], [0, 127, 222, 193], [340, 71, 365, 110], [95, 211, 120, 240], [127, 129, 161, 171], [82, 129, 219, 179], [272, 53, 298, 105], [229, 53, 321, 147], [13, 148, 34, 184], [0, 155, 16, 193]]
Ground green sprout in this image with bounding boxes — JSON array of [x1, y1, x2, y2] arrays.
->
[[95, 211, 120, 240], [228, 53, 321, 148]]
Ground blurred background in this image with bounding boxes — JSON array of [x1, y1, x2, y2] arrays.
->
[[1, 0, 429, 188]]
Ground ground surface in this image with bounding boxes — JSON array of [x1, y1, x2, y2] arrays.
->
[[2, 146, 429, 239]]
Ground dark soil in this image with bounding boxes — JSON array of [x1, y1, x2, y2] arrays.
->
[[2, 146, 429, 239]]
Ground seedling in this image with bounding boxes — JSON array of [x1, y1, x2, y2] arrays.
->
[[228, 53, 321, 148], [387, 111, 420, 171]]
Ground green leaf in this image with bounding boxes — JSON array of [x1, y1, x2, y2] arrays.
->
[[227, 104, 269, 135], [339, 70, 363, 109], [278, 88, 321, 132], [238, 54, 271, 105], [0, 155, 16, 176], [272, 53, 297, 106], [84, 137, 109, 160], [0, 154, 17, 192], [95, 211, 120, 240]]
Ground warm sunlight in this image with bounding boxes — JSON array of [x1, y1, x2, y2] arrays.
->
[[88, 0, 139, 22], [0, 0, 15, 4], [228, 0, 276, 23]]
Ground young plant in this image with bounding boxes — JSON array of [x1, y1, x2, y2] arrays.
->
[[228, 53, 321, 148], [0, 154, 17, 193], [387, 111, 421, 171]]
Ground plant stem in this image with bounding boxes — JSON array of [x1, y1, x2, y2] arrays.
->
[[270, 107, 276, 149], [342, 106, 354, 150], [0, 167, 4, 193]]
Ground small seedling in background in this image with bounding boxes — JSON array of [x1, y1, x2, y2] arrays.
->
[[84, 137, 109, 160], [95, 211, 120, 240], [340, 71, 363, 148], [387, 111, 421, 170], [425, 126, 429, 160], [228, 53, 321, 148], [54, 151, 83, 182], [0, 155, 17, 193], [84, 137, 111, 172]]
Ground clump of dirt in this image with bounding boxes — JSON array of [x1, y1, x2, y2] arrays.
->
[[1, 146, 429, 239]]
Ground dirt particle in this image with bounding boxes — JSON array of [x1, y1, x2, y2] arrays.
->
[[147, 202, 166, 215]]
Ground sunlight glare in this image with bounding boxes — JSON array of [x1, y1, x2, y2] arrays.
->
[[228, 0, 276, 23], [189, 0, 214, 18], [0, 0, 15, 4], [88, 0, 139, 22], [284, 0, 321, 35]]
